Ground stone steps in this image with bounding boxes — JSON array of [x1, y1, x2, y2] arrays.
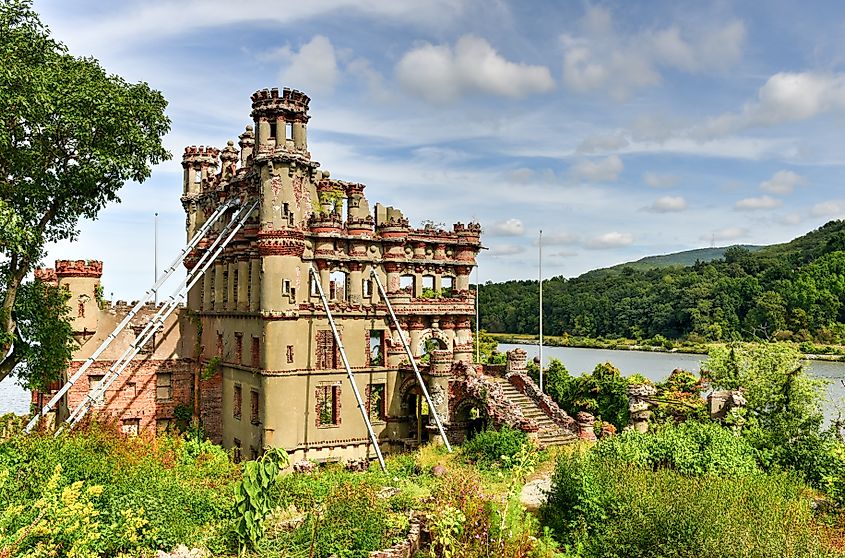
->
[[491, 377, 576, 446]]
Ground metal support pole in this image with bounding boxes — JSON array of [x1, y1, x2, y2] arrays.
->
[[539, 229, 543, 393], [370, 268, 453, 452], [475, 264, 480, 364], [25, 199, 239, 433], [310, 266, 386, 471], [58, 200, 257, 433]]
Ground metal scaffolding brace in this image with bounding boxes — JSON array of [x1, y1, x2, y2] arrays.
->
[[309, 265, 387, 471], [56, 199, 259, 435], [369, 269, 452, 452], [25, 199, 240, 433]]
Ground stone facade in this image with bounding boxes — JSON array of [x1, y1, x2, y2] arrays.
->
[[32, 261, 202, 435], [181, 87, 481, 462], [35, 87, 484, 463]]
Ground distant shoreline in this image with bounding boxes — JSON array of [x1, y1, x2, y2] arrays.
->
[[489, 333, 845, 362]]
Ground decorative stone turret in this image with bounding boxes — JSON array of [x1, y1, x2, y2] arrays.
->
[[627, 383, 657, 433], [250, 87, 310, 151], [576, 411, 597, 441], [506, 348, 528, 374], [54, 260, 103, 339], [238, 125, 255, 167]]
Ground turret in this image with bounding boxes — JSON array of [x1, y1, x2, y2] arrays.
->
[[250, 87, 310, 152], [181, 145, 220, 197], [54, 260, 103, 340]]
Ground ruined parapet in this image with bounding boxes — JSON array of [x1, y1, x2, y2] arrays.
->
[[34, 267, 57, 286], [181, 145, 220, 196], [53, 260, 103, 340], [576, 412, 597, 441], [708, 390, 747, 423], [506, 348, 528, 374], [627, 383, 657, 433], [55, 260, 103, 278]]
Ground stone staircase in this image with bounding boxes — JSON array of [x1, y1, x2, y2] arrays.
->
[[491, 377, 577, 446]]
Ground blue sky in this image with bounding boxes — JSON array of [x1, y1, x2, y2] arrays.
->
[[33, 0, 845, 299]]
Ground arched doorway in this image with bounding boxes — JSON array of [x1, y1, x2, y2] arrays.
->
[[453, 397, 487, 441], [403, 385, 430, 444]]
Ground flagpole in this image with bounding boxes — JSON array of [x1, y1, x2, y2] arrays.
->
[[539, 229, 543, 393], [154, 212, 159, 304]]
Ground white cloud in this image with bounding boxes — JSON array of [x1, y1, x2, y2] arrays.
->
[[560, 7, 745, 99], [779, 212, 804, 225], [695, 72, 845, 138], [646, 196, 688, 213], [760, 170, 807, 195], [550, 250, 579, 258], [488, 218, 525, 236], [811, 200, 845, 217], [585, 231, 634, 249], [489, 244, 527, 257], [396, 35, 554, 103], [576, 133, 629, 153], [278, 36, 339, 95], [571, 155, 623, 182], [734, 195, 782, 210], [711, 227, 749, 241], [643, 172, 680, 189]]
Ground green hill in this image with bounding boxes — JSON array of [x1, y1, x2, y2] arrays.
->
[[610, 245, 764, 271], [479, 220, 845, 342]]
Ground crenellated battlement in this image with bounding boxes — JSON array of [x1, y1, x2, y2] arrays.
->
[[181, 145, 220, 164], [55, 259, 103, 278], [250, 87, 310, 121], [34, 267, 57, 284]]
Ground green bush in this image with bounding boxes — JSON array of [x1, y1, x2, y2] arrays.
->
[[461, 426, 528, 468], [542, 360, 630, 431], [592, 422, 760, 477], [542, 453, 843, 558], [0, 422, 239, 555]]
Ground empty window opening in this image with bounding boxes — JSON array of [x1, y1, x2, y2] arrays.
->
[[369, 330, 384, 366], [156, 373, 172, 402], [422, 275, 436, 297], [441, 276, 454, 297], [121, 418, 140, 436], [222, 270, 229, 305], [283, 279, 291, 295], [88, 375, 105, 407], [250, 390, 259, 425], [363, 278, 373, 298], [217, 332, 224, 356], [193, 169, 201, 183], [268, 121, 277, 141], [310, 274, 320, 297], [329, 270, 347, 301], [209, 273, 215, 305], [317, 384, 341, 427], [233, 269, 239, 305], [233, 384, 242, 420], [156, 418, 172, 435], [368, 383, 386, 422], [399, 274, 415, 295], [285, 121, 293, 140]]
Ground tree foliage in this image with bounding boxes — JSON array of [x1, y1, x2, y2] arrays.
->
[[479, 220, 845, 344], [0, 0, 171, 384]]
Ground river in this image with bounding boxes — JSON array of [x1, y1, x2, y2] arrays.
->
[[499, 343, 845, 420], [0, 375, 30, 415]]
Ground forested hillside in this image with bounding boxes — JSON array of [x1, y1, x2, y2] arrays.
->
[[479, 220, 845, 343]]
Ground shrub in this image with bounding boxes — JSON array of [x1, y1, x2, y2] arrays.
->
[[461, 426, 528, 468], [591, 422, 760, 477], [542, 453, 843, 558], [543, 361, 630, 431]]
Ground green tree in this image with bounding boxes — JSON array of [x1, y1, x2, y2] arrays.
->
[[0, 0, 171, 385]]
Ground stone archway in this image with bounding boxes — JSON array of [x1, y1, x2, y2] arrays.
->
[[397, 376, 430, 444], [417, 328, 450, 356], [451, 396, 487, 442]]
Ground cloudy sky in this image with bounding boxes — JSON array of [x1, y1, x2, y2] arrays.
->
[[34, 0, 845, 299]]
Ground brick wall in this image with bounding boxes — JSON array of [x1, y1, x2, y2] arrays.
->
[[65, 358, 194, 433]]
